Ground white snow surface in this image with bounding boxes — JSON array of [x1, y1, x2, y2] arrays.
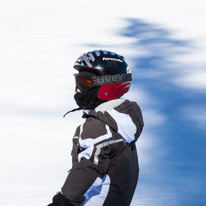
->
[[0, 0, 206, 205]]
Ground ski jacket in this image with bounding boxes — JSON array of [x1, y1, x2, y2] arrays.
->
[[61, 98, 144, 206]]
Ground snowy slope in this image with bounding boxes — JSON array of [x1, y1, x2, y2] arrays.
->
[[0, 0, 206, 205]]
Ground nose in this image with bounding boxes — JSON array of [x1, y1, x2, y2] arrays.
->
[[76, 88, 81, 93]]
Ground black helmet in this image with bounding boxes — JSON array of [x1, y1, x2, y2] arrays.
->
[[73, 50, 132, 101]]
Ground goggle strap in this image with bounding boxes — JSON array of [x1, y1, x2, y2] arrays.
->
[[92, 73, 132, 86]]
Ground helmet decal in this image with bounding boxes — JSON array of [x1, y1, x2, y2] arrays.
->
[[102, 57, 123, 62]]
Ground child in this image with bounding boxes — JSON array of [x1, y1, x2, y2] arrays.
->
[[48, 50, 144, 206]]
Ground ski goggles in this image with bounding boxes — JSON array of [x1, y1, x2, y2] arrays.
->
[[74, 72, 132, 91]]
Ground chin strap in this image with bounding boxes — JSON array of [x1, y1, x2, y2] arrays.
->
[[63, 107, 82, 118]]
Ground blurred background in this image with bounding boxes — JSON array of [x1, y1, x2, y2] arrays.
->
[[0, 0, 205, 205]]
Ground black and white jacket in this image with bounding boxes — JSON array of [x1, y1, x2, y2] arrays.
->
[[61, 98, 144, 206]]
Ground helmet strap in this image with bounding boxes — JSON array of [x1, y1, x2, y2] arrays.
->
[[63, 107, 82, 118]]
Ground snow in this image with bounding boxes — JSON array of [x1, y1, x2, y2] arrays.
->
[[0, 0, 206, 205]]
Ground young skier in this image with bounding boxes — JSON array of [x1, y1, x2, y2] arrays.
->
[[48, 50, 144, 206]]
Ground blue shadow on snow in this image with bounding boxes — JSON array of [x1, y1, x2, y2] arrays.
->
[[86, 18, 206, 206]]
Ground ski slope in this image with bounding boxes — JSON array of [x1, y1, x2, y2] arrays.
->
[[0, 0, 206, 205]]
